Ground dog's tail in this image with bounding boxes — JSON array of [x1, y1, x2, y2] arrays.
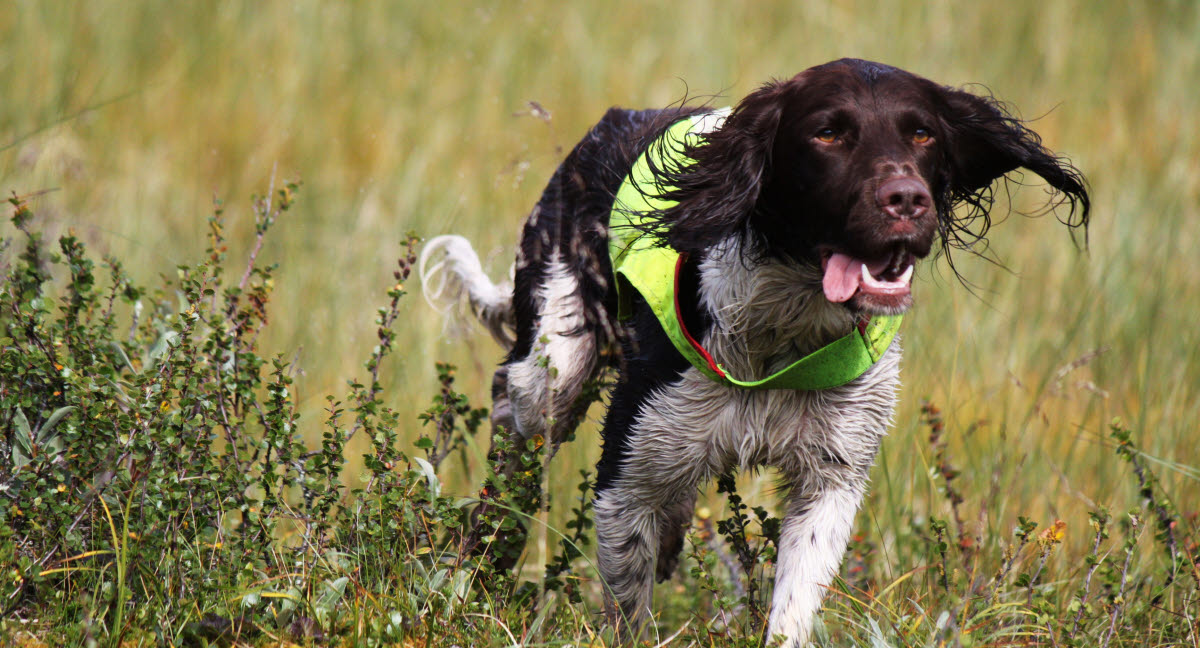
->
[[419, 234, 517, 350]]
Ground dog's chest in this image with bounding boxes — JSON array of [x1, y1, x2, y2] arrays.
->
[[626, 343, 901, 485]]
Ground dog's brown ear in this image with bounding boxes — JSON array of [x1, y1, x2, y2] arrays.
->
[[938, 88, 1090, 234], [655, 80, 789, 255]]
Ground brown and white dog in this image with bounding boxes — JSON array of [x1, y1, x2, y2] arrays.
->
[[420, 58, 1088, 646]]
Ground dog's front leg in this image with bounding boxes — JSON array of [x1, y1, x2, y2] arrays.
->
[[766, 483, 865, 647], [593, 486, 665, 637]]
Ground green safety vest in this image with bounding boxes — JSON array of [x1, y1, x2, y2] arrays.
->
[[608, 112, 902, 390]]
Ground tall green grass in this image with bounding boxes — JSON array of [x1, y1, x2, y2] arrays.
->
[[2, 1, 1198, 641]]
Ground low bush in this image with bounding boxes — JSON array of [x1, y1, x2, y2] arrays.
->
[[2, 188, 1195, 646]]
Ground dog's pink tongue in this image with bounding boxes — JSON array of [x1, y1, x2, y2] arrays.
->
[[822, 253, 862, 303]]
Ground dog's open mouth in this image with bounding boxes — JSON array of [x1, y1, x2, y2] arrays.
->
[[821, 247, 916, 305]]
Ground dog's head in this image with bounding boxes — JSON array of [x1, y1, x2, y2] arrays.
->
[[656, 58, 1090, 315]]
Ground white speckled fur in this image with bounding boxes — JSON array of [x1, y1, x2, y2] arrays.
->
[[505, 251, 598, 443], [596, 237, 900, 645], [422, 232, 900, 647], [418, 235, 516, 347]]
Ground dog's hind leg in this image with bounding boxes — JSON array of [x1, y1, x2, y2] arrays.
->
[[655, 490, 699, 582], [489, 365, 516, 437], [504, 251, 599, 447], [467, 252, 600, 571]]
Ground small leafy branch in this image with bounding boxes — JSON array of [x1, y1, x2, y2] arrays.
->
[[922, 400, 972, 560], [714, 471, 779, 629], [847, 402, 1200, 647], [543, 470, 595, 602], [417, 362, 487, 472], [1110, 421, 1197, 590], [0, 188, 514, 644], [679, 472, 780, 645]]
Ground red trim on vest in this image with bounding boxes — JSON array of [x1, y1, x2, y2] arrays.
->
[[673, 254, 726, 379], [856, 315, 871, 338]]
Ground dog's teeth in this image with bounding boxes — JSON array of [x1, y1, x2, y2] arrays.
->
[[861, 263, 875, 286], [899, 265, 914, 284]]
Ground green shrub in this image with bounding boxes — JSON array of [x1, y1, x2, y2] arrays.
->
[[2, 188, 1196, 647], [0, 186, 692, 646], [0, 187, 503, 644]]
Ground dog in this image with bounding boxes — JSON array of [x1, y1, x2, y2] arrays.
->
[[419, 58, 1089, 646]]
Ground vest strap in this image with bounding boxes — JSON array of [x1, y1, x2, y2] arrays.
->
[[608, 112, 902, 390]]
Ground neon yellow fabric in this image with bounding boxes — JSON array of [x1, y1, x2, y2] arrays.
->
[[608, 112, 902, 390], [610, 115, 724, 380]]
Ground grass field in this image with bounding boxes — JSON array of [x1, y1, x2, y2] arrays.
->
[[2, 1, 1199, 645]]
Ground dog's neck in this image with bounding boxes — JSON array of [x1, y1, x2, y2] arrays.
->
[[697, 236, 857, 380]]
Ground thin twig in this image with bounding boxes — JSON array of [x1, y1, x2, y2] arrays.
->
[[237, 164, 276, 293], [1101, 538, 1135, 648], [1070, 517, 1109, 639]]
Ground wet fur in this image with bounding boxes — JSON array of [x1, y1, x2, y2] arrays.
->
[[420, 58, 1088, 646]]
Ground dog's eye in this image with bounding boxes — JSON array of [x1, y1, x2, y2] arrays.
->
[[912, 128, 932, 144], [815, 128, 839, 143]]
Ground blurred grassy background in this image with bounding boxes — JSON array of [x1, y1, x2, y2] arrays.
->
[[3, 1, 1197, 567]]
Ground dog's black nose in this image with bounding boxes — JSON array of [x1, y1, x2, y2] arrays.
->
[[877, 177, 931, 220]]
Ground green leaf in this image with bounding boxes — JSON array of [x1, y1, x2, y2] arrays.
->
[[413, 456, 441, 497], [147, 329, 180, 367], [867, 618, 894, 648], [13, 407, 31, 438], [36, 406, 75, 444], [279, 586, 302, 614], [45, 435, 65, 456], [12, 408, 33, 468], [110, 341, 137, 374], [315, 576, 349, 610]]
